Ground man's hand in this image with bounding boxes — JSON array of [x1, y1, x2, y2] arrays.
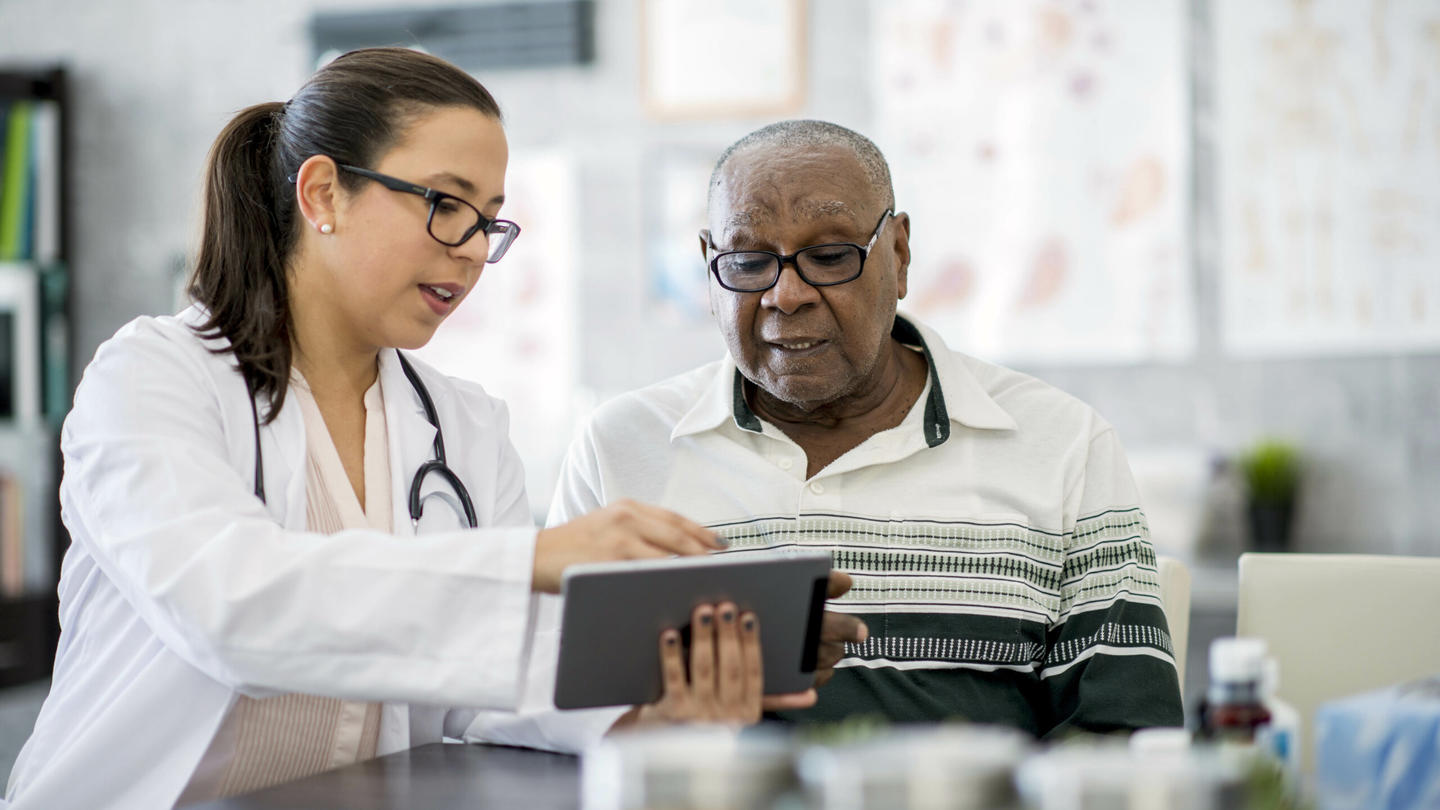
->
[[814, 570, 867, 689], [531, 499, 722, 593]]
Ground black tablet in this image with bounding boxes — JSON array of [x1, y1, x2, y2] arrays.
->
[[553, 551, 833, 710]]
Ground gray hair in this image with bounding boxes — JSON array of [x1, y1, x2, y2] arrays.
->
[[707, 120, 896, 215]]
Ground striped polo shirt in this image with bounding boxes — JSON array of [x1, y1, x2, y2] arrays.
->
[[548, 314, 1183, 737]]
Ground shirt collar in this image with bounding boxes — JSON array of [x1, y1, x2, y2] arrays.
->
[[670, 354, 748, 440], [670, 313, 1018, 443], [897, 313, 1018, 435]]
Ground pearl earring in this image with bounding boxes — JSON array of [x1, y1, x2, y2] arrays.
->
[[319, 223, 334, 234]]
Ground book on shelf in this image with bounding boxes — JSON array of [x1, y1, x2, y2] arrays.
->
[[30, 101, 60, 265], [0, 471, 24, 597], [0, 98, 61, 264], [0, 263, 41, 425], [40, 263, 67, 426], [0, 102, 26, 261]]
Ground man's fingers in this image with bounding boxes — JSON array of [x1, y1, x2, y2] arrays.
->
[[826, 569, 853, 599], [813, 641, 845, 689], [816, 641, 846, 671], [812, 612, 864, 692], [820, 611, 869, 643], [760, 689, 818, 711]]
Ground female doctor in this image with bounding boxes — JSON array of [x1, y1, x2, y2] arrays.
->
[[3, 48, 776, 810]]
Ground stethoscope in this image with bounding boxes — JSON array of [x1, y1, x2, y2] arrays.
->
[[246, 349, 478, 529]]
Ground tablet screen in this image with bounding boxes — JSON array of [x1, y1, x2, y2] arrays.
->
[[554, 551, 833, 710]]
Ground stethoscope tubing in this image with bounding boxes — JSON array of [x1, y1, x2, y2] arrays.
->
[[246, 349, 479, 529]]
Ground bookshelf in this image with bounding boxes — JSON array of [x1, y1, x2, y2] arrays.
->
[[0, 66, 71, 688]]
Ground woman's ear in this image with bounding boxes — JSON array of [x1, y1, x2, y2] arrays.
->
[[294, 154, 341, 235]]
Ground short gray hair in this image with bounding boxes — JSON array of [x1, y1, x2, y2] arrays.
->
[[707, 120, 895, 215]]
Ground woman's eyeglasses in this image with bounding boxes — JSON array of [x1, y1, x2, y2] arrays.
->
[[333, 164, 521, 263]]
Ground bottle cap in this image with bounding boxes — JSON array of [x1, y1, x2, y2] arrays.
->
[[1129, 727, 1192, 755], [1208, 637, 1267, 682]]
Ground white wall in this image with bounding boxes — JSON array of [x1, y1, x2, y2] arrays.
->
[[1, 0, 1437, 554]]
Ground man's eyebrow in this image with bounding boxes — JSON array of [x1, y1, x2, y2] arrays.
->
[[422, 171, 506, 206]]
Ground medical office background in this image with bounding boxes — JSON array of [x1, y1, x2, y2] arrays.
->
[[1, 0, 1438, 782]]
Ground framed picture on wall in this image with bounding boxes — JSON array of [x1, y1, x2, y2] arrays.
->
[[0, 265, 41, 426], [640, 0, 807, 120]]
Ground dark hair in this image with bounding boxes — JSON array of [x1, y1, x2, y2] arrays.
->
[[708, 120, 895, 213], [189, 47, 502, 422]]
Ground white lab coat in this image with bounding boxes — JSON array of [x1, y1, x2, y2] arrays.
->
[[4, 306, 542, 810]]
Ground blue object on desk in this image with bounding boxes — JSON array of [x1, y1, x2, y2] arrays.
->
[[1314, 676, 1440, 810]]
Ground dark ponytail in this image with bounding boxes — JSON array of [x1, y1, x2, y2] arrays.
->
[[189, 48, 503, 422], [191, 102, 293, 418]]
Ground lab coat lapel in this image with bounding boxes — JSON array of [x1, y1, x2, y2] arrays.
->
[[262, 391, 307, 530], [377, 349, 443, 753], [183, 306, 307, 531], [379, 349, 439, 539]]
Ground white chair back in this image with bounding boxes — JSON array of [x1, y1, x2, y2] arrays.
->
[[1155, 555, 1191, 697], [1237, 552, 1440, 773]]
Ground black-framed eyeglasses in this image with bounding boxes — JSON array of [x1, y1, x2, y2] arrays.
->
[[706, 209, 894, 293], [336, 164, 521, 263]]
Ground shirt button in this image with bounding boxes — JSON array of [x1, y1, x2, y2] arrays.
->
[[777, 458, 793, 471], [809, 481, 825, 495]]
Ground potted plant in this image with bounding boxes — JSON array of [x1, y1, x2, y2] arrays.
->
[[1238, 440, 1301, 552]]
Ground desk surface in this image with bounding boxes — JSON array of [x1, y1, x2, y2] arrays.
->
[[191, 743, 579, 810]]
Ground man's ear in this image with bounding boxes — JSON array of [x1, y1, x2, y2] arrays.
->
[[294, 154, 341, 234], [892, 211, 912, 299], [699, 229, 718, 315]]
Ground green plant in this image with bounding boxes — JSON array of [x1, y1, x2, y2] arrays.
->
[[1242, 754, 1312, 809], [1239, 440, 1301, 505]]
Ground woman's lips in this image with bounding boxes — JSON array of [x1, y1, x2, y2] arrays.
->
[[419, 283, 463, 315]]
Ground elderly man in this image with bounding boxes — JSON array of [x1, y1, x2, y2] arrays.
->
[[547, 120, 1183, 737]]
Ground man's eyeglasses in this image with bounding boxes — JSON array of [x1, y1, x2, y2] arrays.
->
[[335, 164, 521, 263], [706, 209, 894, 293]]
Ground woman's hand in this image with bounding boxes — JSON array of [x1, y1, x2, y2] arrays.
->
[[610, 602, 817, 732], [532, 499, 722, 593]]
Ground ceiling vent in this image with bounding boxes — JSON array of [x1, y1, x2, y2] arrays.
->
[[311, 1, 595, 71]]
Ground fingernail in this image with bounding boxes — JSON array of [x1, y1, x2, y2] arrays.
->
[[743, 616, 755, 632], [699, 612, 713, 627], [713, 534, 729, 548], [857, 622, 870, 642], [721, 609, 735, 623], [664, 632, 678, 646]]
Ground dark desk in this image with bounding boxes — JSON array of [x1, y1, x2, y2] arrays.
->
[[191, 743, 580, 810]]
